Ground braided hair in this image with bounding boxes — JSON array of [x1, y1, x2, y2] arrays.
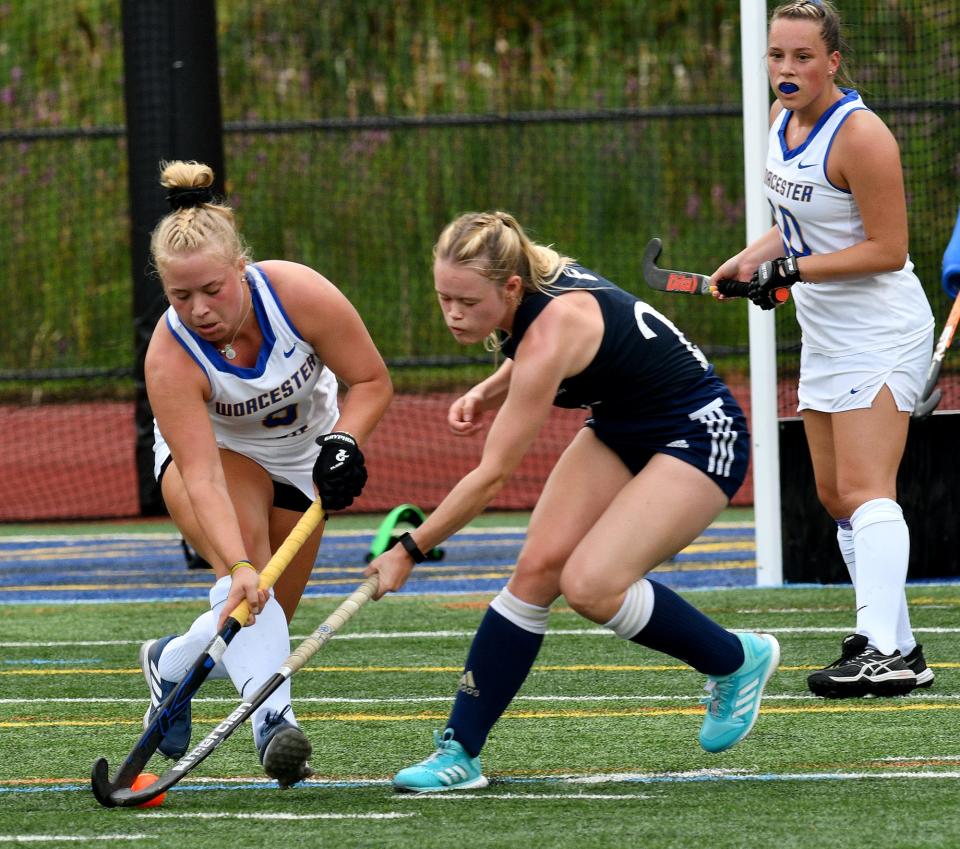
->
[[150, 160, 251, 277]]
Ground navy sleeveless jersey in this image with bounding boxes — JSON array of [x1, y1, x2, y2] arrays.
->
[[500, 265, 714, 418]]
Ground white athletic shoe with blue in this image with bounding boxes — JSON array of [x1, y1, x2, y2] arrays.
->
[[699, 632, 780, 753], [140, 635, 192, 759], [393, 729, 489, 793]]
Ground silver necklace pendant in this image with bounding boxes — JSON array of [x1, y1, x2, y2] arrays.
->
[[220, 279, 252, 361]]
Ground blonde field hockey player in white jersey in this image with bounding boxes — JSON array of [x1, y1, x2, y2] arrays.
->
[[141, 160, 392, 785], [712, 0, 935, 698]]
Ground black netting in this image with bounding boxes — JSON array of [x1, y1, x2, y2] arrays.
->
[[1, 1, 957, 520]]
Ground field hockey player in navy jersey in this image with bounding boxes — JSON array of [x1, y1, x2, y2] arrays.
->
[[365, 210, 780, 792]]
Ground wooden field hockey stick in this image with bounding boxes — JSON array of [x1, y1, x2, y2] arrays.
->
[[95, 574, 379, 807], [913, 288, 960, 419], [641, 237, 790, 303], [90, 498, 326, 807]]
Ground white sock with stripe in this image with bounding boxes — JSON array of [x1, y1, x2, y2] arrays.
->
[[489, 586, 550, 634], [836, 520, 856, 583], [604, 579, 654, 639]]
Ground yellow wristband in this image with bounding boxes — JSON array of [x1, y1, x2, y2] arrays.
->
[[230, 560, 256, 575]]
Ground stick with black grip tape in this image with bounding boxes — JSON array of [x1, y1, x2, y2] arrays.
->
[[641, 237, 790, 303]]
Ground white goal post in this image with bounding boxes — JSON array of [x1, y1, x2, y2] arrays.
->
[[740, 0, 784, 586]]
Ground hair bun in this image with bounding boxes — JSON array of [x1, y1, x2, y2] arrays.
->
[[166, 185, 214, 210]]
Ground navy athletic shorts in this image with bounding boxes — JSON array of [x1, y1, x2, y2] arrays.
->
[[586, 378, 749, 500]]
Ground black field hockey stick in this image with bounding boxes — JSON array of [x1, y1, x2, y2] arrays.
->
[[91, 498, 326, 807], [95, 574, 379, 807], [641, 237, 789, 303], [913, 288, 960, 419]]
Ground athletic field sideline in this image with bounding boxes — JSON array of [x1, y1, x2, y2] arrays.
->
[[1, 512, 958, 848]]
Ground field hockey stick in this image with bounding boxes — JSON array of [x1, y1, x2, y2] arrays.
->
[[96, 573, 379, 807], [90, 498, 326, 807], [913, 288, 960, 419], [641, 237, 790, 302]]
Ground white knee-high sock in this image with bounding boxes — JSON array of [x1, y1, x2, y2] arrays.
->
[[208, 575, 297, 747], [850, 499, 910, 656], [838, 516, 916, 656], [157, 609, 229, 682], [836, 519, 855, 584], [895, 595, 917, 657]]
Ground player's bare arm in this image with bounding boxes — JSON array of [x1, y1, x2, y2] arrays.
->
[[448, 359, 514, 435], [798, 111, 910, 282], [145, 323, 264, 619], [260, 259, 393, 445], [711, 226, 785, 290], [366, 294, 601, 598]]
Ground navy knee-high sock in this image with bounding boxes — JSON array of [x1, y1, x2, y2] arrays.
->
[[629, 580, 743, 676], [447, 606, 544, 757]]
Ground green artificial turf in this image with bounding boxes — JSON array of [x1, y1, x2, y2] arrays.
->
[[1, 582, 957, 848]]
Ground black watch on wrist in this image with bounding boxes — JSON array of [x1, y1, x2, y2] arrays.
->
[[397, 532, 427, 563]]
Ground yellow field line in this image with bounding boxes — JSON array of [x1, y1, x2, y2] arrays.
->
[[3, 661, 959, 677], [0, 559, 759, 595], [4, 701, 960, 729]]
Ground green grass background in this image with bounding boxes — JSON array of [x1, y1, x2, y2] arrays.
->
[[1, 532, 957, 848]]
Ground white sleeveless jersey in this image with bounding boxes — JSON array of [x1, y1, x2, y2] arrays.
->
[[152, 263, 340, 499], [764, 89, 932, 355]]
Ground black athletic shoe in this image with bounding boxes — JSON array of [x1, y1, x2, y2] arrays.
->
[[808, 634, 916, 698], [258, 707, 314, 788], [902, 643, 935, 689]]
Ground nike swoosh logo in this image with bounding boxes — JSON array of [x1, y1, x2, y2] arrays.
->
[[850, 388, 860, 395], [797, 161, 817, 170], [856, 605, 868, 613], [283, 346, 297, 358]]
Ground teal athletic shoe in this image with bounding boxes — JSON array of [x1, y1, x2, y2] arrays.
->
[[393, 729, 489, 793], [699, 632, 780, 753]]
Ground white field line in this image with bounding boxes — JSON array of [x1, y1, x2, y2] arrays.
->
[[7, 582, 960, 604], [135, 812, 415, 821], [559, 770, 960, 785], [394, 793, 655, 800], [0, 837, 154, 844], [4, 624, 960, 649], [6, 768, 960, 797]]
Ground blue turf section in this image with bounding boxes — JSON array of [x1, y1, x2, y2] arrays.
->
[[0, 525, 756, 604]]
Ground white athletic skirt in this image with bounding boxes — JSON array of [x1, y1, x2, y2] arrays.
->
[[797, 329, 933, 414]]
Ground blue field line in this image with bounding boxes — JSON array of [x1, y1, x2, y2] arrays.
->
[[0, 525, 756, 604]]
